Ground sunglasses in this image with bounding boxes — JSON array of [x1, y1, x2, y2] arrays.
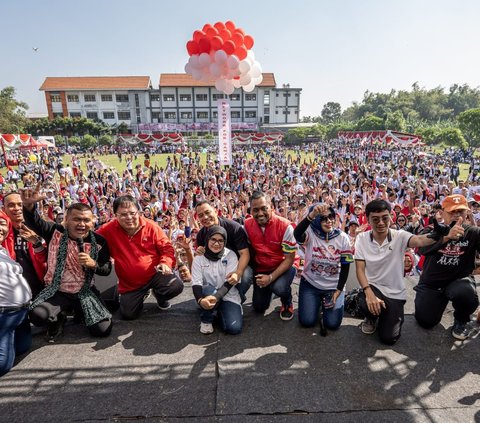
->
[[319, 213, 336, 222]]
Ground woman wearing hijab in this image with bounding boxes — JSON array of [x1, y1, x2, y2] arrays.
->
[[0, 210, 32, 377], [294, 203, 353, 330], [191, 225, 242, 335]]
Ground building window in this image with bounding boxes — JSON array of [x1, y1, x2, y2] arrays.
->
[[196, 94, 208, 101], [116, 94, 129, 102], [263, 91, 270, 106], [53, 112, 63, 118], [70, 112, 81, 118], [103, 112, 115, 119], [51, 94, 61, 102], [275, 111, 279, 114], [276, 93, 279, 97], [84, 94, 96, 102], [164, 112, 176, 119], [212, 111, 218, 118], [137, 116, 141, 123], [197, 111, 208, 119], [212, 94, 225, 101], [283, 93, 291, 97], [179, 94, 192, 101], [245, 94, 256, 101], [181, 112, 192, 119], [231, 111, 241, 118], [86, 112, 98, 119], [101, 94, 113, 102], [163, 94, 175, 102], [150, 94, 160, 102], [245, 111, 256, 118], [264, 116, 270, 124], [135, 94, 140, 107], [295, 92, 299, 97], [118, 111, 131, 120], [151, 111, 161, 120], [67, 94, 79, 102], [229, 94, 240, 101], [264, 107, 270, 115], [283, 109, 290, 115]]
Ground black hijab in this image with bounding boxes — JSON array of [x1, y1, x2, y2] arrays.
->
[[204, 225, 227, 262]]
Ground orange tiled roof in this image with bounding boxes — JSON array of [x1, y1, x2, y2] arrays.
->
[[159, 73, 276, 87], [40, 76, 152, 91]]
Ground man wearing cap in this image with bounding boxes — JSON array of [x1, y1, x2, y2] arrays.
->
[[414, 194, 480, 340]]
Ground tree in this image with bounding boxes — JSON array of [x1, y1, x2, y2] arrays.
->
[[98, 134, 113, 146], [458, 108, 480, 147], [385, 110, 407, 132], [355, 115, 384, 131], [438, 127, 467, 149], [309, 123, 327, 139], [80, 134, 97, 149], [321, 102, 342, 124], [0, 86, 29, 133]]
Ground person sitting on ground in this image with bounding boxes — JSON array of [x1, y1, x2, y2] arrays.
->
[[191, 225, 242, 335], [20, 185, 113, 342], [414, 194, 480, 340], [0, 210, 32, 377], [96, 195, 183, 320]]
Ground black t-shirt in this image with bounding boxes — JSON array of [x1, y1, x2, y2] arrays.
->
[[418, 224, 480, 288], [13, 228, 44, 297], [196, 217, 249, 258]]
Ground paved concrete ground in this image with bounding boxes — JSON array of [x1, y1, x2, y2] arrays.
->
[[0, 274, 479, 423]]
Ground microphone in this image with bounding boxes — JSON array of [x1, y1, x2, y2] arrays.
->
[[76, 238, 84, 253]]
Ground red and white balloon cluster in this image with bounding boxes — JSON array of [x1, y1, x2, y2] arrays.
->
[[184, 21, 262, 94]]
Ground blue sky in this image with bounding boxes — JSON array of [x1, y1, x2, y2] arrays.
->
[[1, 0, 480, 117]]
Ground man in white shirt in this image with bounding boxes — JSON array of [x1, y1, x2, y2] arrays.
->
[[354, 199, 461, 345]]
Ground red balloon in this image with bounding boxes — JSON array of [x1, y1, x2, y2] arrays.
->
[[210, 36, 223, 51], [225, 21, 236, 32], [186, 40, 199, 55], [235, 45, 248, 60], [219, 29, 232, 42], [198, 38, 211, 53], [202, 23, 213, 32], [205, 27, 219, 38], [233, 76, 240, 80], [214, 22, 226, 31], [244, 35, 254, 49], [231, 32, 244, 48], [222, 40, 236, 55], [193, 30, 205, 43], [235, 27, 245, 37]]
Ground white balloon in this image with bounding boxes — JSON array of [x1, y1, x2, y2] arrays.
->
[[210, 62, 222, 78], [254, 74, 263, 85], [238, 60, 251, 74], [224, 81, 235, 95], [215, 79, 226, 92], [184, 63, 192, 74], [227, 55, 240, 70], [232, 79, 241, 88], [247, 50, 255, 62], [199, 52, 211, 68], [200, 72, 211, 82], [250, 63, 262, 78], [243, 82, 255, 92], [214, 49, 228, 64], [189, 54, 200, 69], [239, 74, 251, 86], [191, 68, 202, 80]]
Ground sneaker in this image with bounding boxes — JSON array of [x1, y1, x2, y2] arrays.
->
[[452, 320, 473, 341], [200, 322, 214, 334], [157, 300, 171, 311], [46, 312, 66, 343], [280, 303, 294, 321], [361, 318, 377, 335], [143, 289, 152, 302]]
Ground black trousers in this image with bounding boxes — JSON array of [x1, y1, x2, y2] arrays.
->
[[29, 287, 112, 337], [359, 285, 406, 346], [414, 276, 479, 328], [119, 272, 184, 320]]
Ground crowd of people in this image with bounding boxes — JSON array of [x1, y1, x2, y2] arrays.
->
[[1, 139, 479, 377]]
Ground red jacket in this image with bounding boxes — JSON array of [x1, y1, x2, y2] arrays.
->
[[97, 217, 176, 293]]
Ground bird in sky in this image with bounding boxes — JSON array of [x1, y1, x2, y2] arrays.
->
[[32, 47, 38, 52]]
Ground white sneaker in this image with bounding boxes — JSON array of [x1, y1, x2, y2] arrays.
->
[[361, 318, 377, 335], [200, 322, 214, 334]]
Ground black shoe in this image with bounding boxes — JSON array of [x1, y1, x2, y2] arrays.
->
[[157, 300, 171, 311], [452, 319, 473, 341], [46, 313, 66, 343]]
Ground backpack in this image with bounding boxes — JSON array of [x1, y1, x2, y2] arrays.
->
[[344, 288, 365, 319]]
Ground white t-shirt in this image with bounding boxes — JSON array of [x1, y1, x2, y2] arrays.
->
[[354, 229, 413, 300], [301, 228, 353, 291], [0, 247, 32, 307], [191, 248, 240, 306]]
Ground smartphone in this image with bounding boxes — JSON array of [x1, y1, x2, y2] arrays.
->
[[323, 293, 335, 309]]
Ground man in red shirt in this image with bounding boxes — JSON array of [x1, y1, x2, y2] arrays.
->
[[244, 191, 297, 321], [97, 195, 183, 320]]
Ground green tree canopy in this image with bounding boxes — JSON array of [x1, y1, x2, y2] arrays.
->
[[0, 86, 29, 133], [355, 115, 384, 131], [321, 102, 342, 124], [458, 108, 480, 147]]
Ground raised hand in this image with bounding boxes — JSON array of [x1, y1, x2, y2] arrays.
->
[[19, 182, 46, 211]]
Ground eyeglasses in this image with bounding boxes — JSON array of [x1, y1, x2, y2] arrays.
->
[[370, 215, 391, 224], [319, 213, 336, 222], [116, 211, 139, 219], [209, 238, 225, 245]]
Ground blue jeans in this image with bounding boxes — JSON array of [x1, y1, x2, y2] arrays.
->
[[252, 267, 296, 313], [298, 277, 344, 330], [0, 309, 32, 377], [200, 286, 243, 335], [237, 265, 254, 303]]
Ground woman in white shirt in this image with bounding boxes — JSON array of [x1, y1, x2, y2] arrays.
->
[[0, 210, 32, 377], [191, 225, 242, 335]]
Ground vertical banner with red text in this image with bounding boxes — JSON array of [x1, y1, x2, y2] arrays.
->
[[217, 99, 232, 166]]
